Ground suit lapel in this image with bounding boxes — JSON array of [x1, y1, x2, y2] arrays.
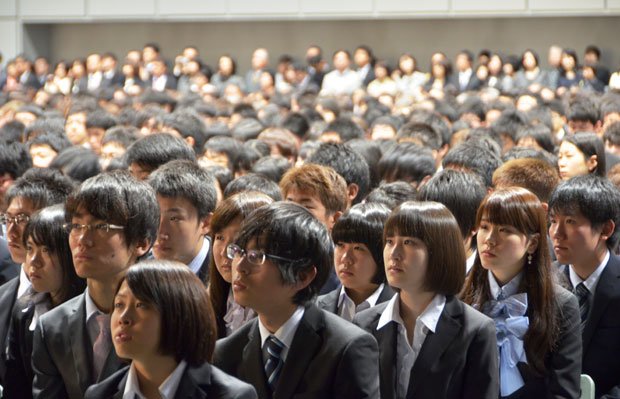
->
[[377, 285, 396, 304], [583, 255, 620, 352], [111, 372, 129, 399], [99, 345, 124, 382], [175, 364, 210, 399], [375, 320, 398, 399], [323, 290, 339, 313], [406, 296, 463, 398], [241, 321, 270, 399], [275, 304, 323, 399], [68, 295, 94, 394]]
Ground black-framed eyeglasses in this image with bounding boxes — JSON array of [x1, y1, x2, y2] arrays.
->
[[0, 214, 30, 227], [63, 223, 125, 235], [226, 243, 300, 266]]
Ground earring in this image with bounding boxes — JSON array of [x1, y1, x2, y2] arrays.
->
[[527, 253, 533, 265]]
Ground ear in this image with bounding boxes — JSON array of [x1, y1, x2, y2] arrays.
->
[[527, 233, 540, 254], [586, 154, 598, 173], [326, 210, 343, 232], [133, 237, 152, 259], [347, 183, 359, 205], [184, 136, 195, 149], [199, 212, 212, 236], [541, 202, 549, 213], [600, 219, 616, 242], [294, 266, 317, 291]]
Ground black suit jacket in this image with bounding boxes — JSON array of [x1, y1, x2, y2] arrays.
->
[[213, 303, 380, 399], [101, 71, 125, 89], [317, 284, 395, 314], [4, 299, 37, 399], [84, 363, 258, 399], [558, 254, 620, 398], [0, 277, 20, 386], [31, 293, 124, 399], [0, 239, 20, 286], [353, 295, 499, 399]]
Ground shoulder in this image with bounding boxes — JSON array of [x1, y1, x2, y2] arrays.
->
[[316, 289, 339, 311], [215, 318, 255, 352], [84, 366, 129, 399], [207, 365, 258, 398], [353, 301, 387, 330], [39, 294, 84, 328], [317, 306, 376, 344], [457, 299, 495, 333]]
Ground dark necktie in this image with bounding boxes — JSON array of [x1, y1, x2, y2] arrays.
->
[[575, 282, 590, 328], [264, 336, 285, 392]]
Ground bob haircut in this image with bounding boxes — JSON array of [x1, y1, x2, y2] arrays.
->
[[563, 132, 606, 177], [208, 192, 274, 337], [23, 204, 85, 304], [332, 202, 391, 284], [384, 201, 465, 296], [235, 202, 333, 305], [65, 170, 159, 249], [119, 260, 216, 365], [462, 187, 558, 375]]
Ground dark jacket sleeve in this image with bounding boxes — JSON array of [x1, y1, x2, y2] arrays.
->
[[462, 315, 500, 399], [31, 319, 68, 399], [333, 331, 380, 399]]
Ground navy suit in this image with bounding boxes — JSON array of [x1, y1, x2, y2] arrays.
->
[[213, 303, 380, 399], [354, 295, 499, 399], [84, 363, 258, 399]]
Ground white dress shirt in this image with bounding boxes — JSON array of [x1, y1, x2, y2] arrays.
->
[[258, 305, 305, 363], [122, 360, 187, 399], [568, 250, 610, 297], [320, 69, 362, 96], [337, 283, 385, 322], [488, 270, 524, 300], [187, 237, 210, 276], [377, 293, 446, 399], [17, 266, 32, 299]]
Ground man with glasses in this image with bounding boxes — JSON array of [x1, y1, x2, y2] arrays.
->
[[213, 202, 380, 399], [0, 168, 74, 387], [31, 170, 159, 399]]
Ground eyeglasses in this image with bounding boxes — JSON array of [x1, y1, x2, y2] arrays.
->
[[63, 223, 125, 236], [226, 243, 300, 266], [0, 214, 30, 227]]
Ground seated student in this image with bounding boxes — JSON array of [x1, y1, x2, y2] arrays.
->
[[317, 203, 394, 321], [365, 181, 418, 210], [443, 141, 503, 188], [148, 160, 217, 284], [418, 169, 487, 274], [50, 147, 102, 183], [208, 192, 273, 338], [125, 133, 196, 180], [558, 132, 606, 180], [0, 142, 33, 209], [549, 175, 620, 398], [461, 188, 581, 398], [492, 157, 560, 205], [354, 201, 499, 399], [31, 171, 159, 399], [378, 142, 436, 189], [223, 173, 282, 201], [84, 260, 257, 399], [0, 168, 74, 387], [4, 205, 85, 399], [213, 202, 380, 399], [99, 126, 139, 170]]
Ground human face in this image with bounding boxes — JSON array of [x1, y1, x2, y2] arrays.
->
[[69, 207, 141, 283], [65, 112, 87, 146], [4, 196, 37, 263], [285, 186, 337, 230], [477, 217, 536, 285], [100, 142, 126, 169], [30, 144, 58, 168], [25, 238, 63, 301], [399, 56, 415, 74], [334, 242, 378, 292], [333, 51, 350, 72], [153, 196, 209, 265], [557, 141, 596, 180], [87, 127, 106, 155], [212, 218, 241, 283], [112, 281, 161, 363], [231, 238, 298, 314], [549, 210, 608, 268], [523, 52, 537, 71], [383, 234, 429, 294]]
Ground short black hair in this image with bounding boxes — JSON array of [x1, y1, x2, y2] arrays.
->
[[50, 147, 101, 183], [564, 132, 606, 177], [86, 110, 118, 130], [27, 133, 72, 154], [235, 202, 333, 304], [0, 120, 26, 143], [516, 124, 555, 154], [378, 142, 435, 185], [418, 169, 486, 240], [345, 139, 382, 191], [223, 173, 282, 201], [6, 168, 75, 210], [24, 118, 66, 141], [280, 112, 309, 139], [322, 118, 364, 142], [604, 121, 620, 146], [161, 109, 207, 153], [568, 96, 600, 125], [306, 142, 370, 205], [65, 170, 159, 249], [365, 181, 418, 210], [396, 122, 442, 150], [443, 142, 502, 188], [203, 136, 242, 172], [332, 202, 391, 284], [101, 126, 139, 148], [148, 160, 217, 218], [251, 156, 291, 183], [125, 133, 196, 173], [549, 175, 620, 250], [0, 142, 32, 179], [491, 109, 530, 143]]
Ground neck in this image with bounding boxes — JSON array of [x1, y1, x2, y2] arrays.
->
[[346, 284, 379, 306], [133, 357, 179, 399], [50, 290, 62, 307], [491, 266, 522, 287], [399, 290, 435, 326], [573, 245, 608, 280], [87, 276, 124, 313], [258, 302, 298, 333]]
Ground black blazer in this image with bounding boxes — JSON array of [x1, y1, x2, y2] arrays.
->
[[317, 284, 395, 315], [0, 277, 20, 386], [353, 295, 499, 399], [213, 303, 380, 399], [0, 239, 20, 286], [84, 363, 258, 399], [4, 300, 37, 399], [558, 254, 620, 398]]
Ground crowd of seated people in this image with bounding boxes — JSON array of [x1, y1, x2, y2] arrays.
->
[[0, 41, 619, 398]]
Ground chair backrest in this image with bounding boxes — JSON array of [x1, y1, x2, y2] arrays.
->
[[580, 374, 595, 399]]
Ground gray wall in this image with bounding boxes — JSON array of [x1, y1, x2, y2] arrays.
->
[[44, 16, 620, 73]]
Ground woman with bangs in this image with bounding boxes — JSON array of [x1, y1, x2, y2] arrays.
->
[[208, 192, 273, 338], [354, 201, 499, 399], [461, 187, 581, 398], [5, 205, 85, 399], [317, 202, 395, 321]]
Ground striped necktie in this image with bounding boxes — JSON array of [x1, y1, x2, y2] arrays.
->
[[264, 336, 285, 392], [575, 282, 590, 329]]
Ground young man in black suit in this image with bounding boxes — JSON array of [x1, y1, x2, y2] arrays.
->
[[31, 171, 159, 399], [549, 175, 620, 398], [148, 160, 218, 285], [213, 202, 380, 399]]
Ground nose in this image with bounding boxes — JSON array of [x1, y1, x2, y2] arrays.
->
[[484, 228, 497, 246], [550, 221, 564, 239], [387, 243, 402, 261], [157, 218, 169, 240], [340, 246, 354, 264], [28, 250, 43, 269]]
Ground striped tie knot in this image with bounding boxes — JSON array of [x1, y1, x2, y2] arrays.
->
[[575, 282, 590, 327]]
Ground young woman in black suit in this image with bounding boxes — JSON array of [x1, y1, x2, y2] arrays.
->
[[354, 201, 499, 399], [85, 259, 257, 399], [4, 205, 85, 399], [461, 187, 581, 398]]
